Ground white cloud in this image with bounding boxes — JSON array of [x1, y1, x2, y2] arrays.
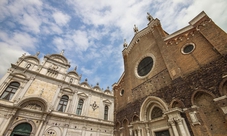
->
[[0, 31, 37, 49], [52, 11, 71, 26], [20, 13, 41, 33], [0, 43, 29, 77]]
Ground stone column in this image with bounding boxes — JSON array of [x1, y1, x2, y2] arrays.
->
[[65, 98, 72, 113], [63, 124, 69, 136], [0, 114, 14, 135], [133, 130, 137, 136], [176, 118, 187, 136], [82, 127, 86, 136], [70, 92, 78, 113], [35, 114, 47, 136], [137, 129, 141, 136], [51, 86, 61, 108], [146, 127, 150, 136], [35, 120, 44, 136], [169, 120, 179, 136]]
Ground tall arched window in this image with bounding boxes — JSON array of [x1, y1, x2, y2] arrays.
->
[[104, 105, 109, 120], [76, 99, 84, 115], [0, 82, 20, 100], [57, 95, 69, 112]]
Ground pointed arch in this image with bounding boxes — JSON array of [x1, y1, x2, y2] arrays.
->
[[132, 114, 140, 122], [122, 118, 129, 136], [140, 96, 168, 121]]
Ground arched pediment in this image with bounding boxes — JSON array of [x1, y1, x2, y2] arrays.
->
[[61, 87, 73, 93], [93, 86, 101, 91], [80, 81, 91, 88], [48, 54, 69, 65], [17, 97, 48, 112], [23, 56, 40, 64], [11, 73, 28, 79], [68, 71, 79, 78], [104, 89, 112, 95]]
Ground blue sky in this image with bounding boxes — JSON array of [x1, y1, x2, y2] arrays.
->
[[0, 0, 227, 90]]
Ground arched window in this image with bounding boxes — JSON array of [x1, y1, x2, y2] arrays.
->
[[104, 105, 108, 120], [11, 123, 32, 136], [151, 107, 163, 119], [0, 82, 20, 100], [57, 95, 69, 112], [76, 99, 84, 115]]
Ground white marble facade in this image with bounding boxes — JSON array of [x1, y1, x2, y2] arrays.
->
[[0, 52, 114, 136]]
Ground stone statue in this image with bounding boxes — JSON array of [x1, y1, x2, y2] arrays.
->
[[147, 12, 154, 21], [133, 24, 138, 33]]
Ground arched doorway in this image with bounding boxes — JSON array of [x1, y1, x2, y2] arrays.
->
[[10, 123, 32, 136]]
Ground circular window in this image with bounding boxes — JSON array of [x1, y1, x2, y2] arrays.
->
[[182, 44, 195, 54], [120, 90, 124, 96], [137, 57, 153, 77]]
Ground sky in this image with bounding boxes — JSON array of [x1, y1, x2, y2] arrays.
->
[[0, 0, 227, 90]]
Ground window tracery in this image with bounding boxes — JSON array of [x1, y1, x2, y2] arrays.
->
[[151, 107, 163, 119]]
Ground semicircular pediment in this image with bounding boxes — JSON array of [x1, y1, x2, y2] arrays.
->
[[17, 97, 48, 112], [48, 54, 69, 65], [23, 56, 40, 64], [68, 71, 79, 78]]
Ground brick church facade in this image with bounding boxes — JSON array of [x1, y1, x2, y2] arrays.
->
[[113, 11, 227, 136]]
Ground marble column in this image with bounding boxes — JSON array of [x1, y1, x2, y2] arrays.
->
[[176, 119, 187, 136], [169, 120, 179, 136], [146, 127, 150, 136]]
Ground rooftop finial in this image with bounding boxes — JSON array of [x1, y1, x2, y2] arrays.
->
[[133, 24, 138, 34], [35, 51, 40, 57], [60, 49, 65, 55], [74, 66, 77, 71], [22, 53, 26, 57], [147, 12, 154, 21], [123, 39, 128, 48]]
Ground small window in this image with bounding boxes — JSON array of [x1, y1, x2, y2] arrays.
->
[[182, 43, 195, 54], [76, 99, 84, 115], [137, 57, 153, 77], [104, 105, 109, 120], [120, 89, 124, 96], [0, 82, 20, 100], [57, 95, 69, 112]]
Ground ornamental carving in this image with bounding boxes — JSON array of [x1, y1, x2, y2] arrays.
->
[[90, 101, 99, 111], [23, 103, 42, 111]]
